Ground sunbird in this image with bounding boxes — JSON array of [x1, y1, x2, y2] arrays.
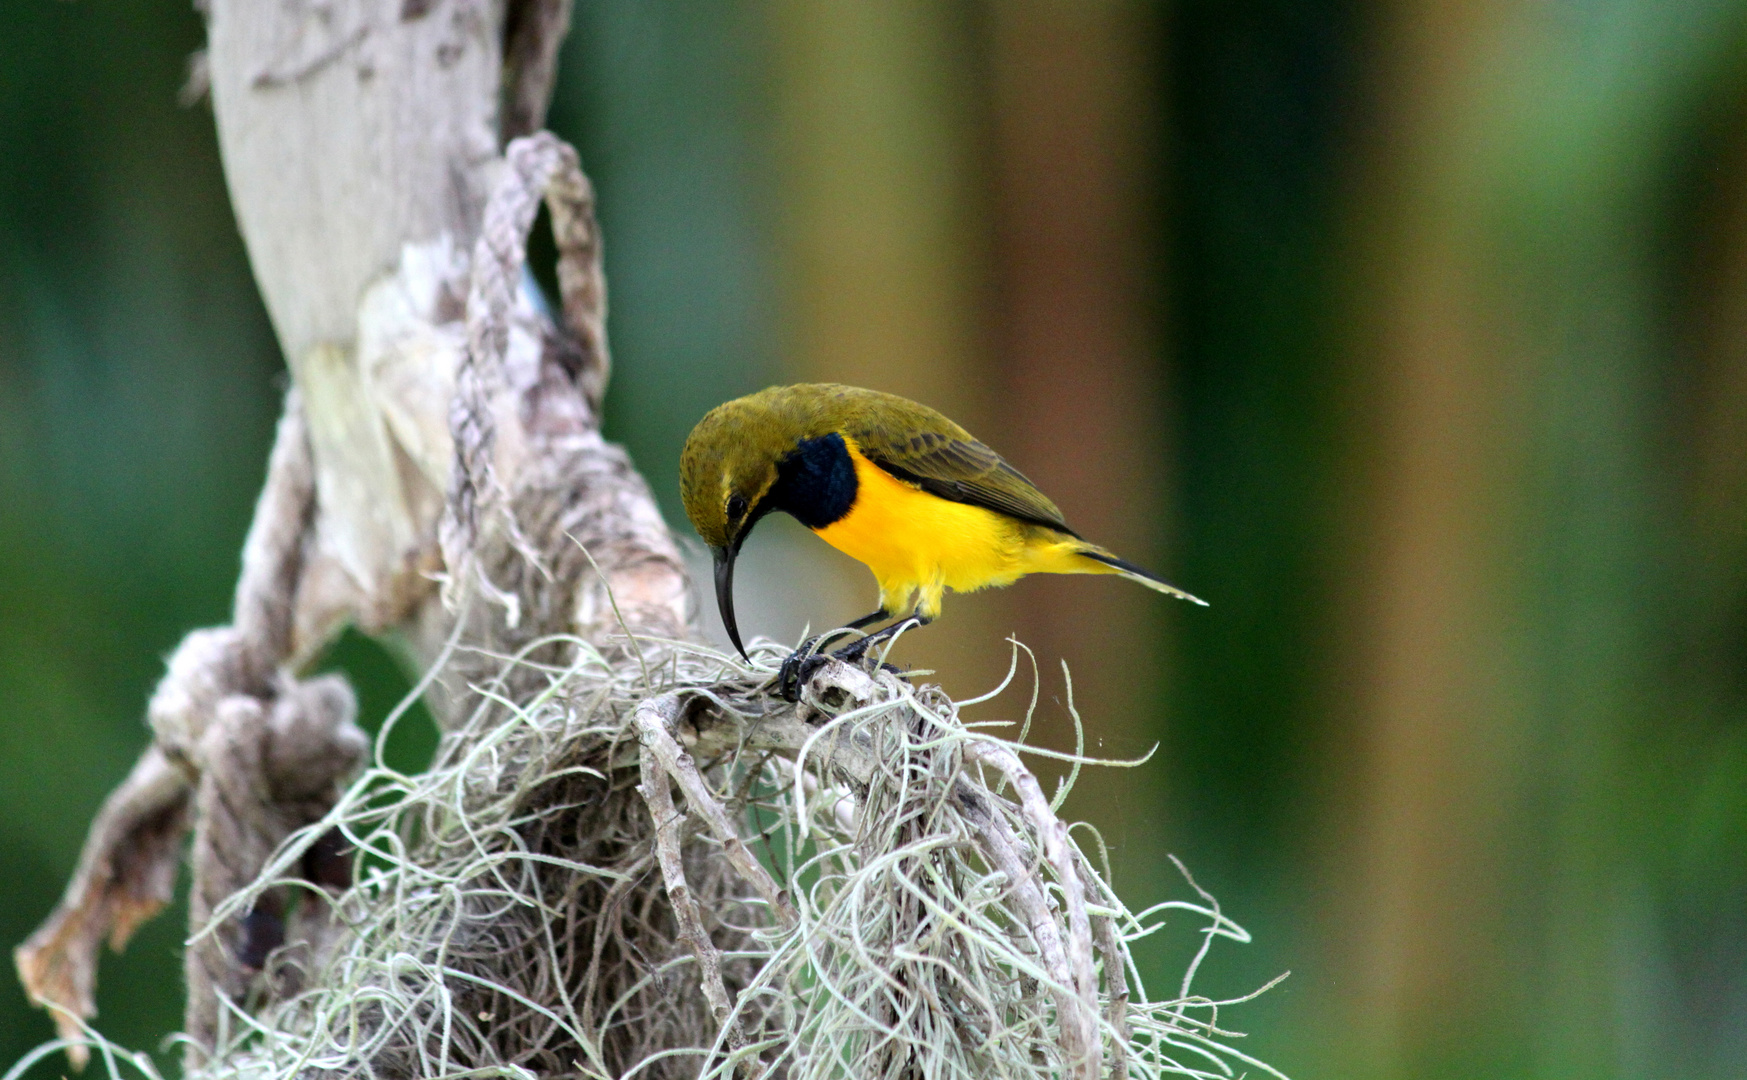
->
[[680, 383, 1205, 694]]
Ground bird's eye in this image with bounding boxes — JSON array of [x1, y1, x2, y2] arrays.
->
[[726, 494, 748, 523]]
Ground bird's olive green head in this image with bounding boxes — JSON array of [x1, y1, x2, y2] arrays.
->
[[678, 396, 806, 546], [680, 387, 826, 660], [680, 383, 887, 544]]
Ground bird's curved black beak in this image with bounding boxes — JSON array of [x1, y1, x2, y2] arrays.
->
[[712, 542, 748, 662]]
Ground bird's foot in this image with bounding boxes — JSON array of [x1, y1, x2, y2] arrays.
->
[[777, 635, 914, 703], [777, 636, 831, 702]]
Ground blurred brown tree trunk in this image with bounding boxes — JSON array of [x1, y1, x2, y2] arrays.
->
[[1320, 3, 1526, 1072], [984, 0, 1172, 839]]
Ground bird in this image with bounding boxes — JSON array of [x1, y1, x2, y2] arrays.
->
[[679, 383, 1206, 698]]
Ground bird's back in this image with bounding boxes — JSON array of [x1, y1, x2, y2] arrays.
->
[[749, 384, 1078, 538]]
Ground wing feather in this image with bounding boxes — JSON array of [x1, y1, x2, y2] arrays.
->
[[848, 417, 1079, 537]]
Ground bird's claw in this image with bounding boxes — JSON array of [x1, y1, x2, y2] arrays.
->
[[777, 637, 830, 702], [777, 640, 913, 703]]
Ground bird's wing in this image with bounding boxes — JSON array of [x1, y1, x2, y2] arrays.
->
[[849, 422, 1080, 538]]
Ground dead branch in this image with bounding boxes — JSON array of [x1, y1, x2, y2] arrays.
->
[[12, 749, 189, 1071]]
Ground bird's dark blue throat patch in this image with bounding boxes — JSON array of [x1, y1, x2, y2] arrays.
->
[[768, 432, 858, 529]]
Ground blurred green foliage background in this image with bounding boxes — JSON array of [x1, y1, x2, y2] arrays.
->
[[4, 1, 1747, 1077]]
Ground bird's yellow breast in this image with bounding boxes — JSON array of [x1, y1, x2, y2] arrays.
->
[[812, 440, 1083, 618]]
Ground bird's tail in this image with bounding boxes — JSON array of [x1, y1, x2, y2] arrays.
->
[[1074, 546, 1208, 606]]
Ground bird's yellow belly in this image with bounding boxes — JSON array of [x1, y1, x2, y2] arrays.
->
[[812, 445, 1075, 618]]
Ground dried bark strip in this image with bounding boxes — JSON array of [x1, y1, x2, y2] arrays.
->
[[636, 698, 799, 929]]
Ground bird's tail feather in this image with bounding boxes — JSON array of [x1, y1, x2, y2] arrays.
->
[[1076, 548, 1208, 606]]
